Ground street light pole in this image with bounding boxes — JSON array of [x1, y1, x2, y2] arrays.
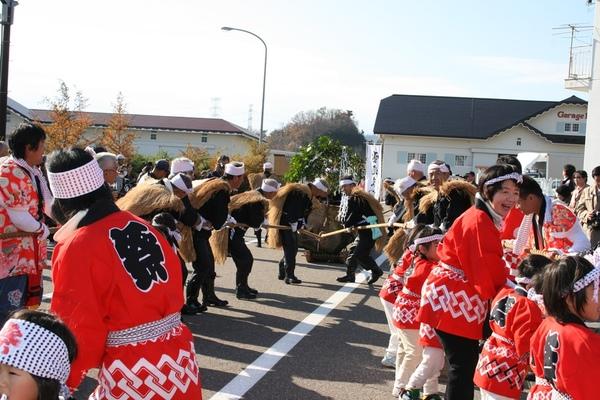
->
[[0, 0, 16, 141], [221, 27, 267, 146]]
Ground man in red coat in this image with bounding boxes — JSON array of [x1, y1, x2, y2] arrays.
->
[[47, 147, 201, 399]]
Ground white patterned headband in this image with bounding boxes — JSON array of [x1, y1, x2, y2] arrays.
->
[[47, 158, 105, 199], [573, 266, 600, 303], [0, 319, 70, 385], [483, 172, 523, 186], [427, 163, 449, 174], [409, 234, 444, 252]]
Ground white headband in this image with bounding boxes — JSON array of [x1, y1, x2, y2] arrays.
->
[[484, 172, 523, 186], [407, 159, 426, 174], [0, 319, 70, 385], [394, 176, 417, 195], [171, 158, 194, 175], [263, 162, 273, 170], [573, 266, 600, 303], [47, 159, 106, 199], [515, 276, 532, 285], [170, 174, 192, 194], [311, 178, 328, 193], [409, 234, 444, 252], [339, 179, 355, 187], [428, 163, 449, 174], [261, 180, 279, 193], [224, 162, 245, 176]]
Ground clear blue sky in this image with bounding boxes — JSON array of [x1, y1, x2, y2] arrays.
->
[[7, 0, 595, 135]]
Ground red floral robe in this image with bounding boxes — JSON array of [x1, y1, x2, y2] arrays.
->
[[50, 209, 201, 399], [379, 250, 412, 304], [528, 317, 600, 400], [418, 205, 508, 340], [474, 286, 543, 399], [0, 159, 47, 306]]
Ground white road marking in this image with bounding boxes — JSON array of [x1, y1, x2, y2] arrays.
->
[[209, 271, 369, 400]]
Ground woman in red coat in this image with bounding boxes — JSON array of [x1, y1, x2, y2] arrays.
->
[[46, 148, 202, 399], [417, 164, 521, 400]]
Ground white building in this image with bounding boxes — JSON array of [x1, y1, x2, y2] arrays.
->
[[374, 94, 587, 180], [5, 98, 259, 157]]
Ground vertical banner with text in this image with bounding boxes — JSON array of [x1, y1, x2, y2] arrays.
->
[[365, 144, 382, 200]]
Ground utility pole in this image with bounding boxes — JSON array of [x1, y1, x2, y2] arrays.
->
[[0, 0, 17, 141]]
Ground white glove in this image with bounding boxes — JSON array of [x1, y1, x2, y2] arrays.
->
[[387, 214, 399, 227], [194, 216, 213, 231], [290, 222, 298, 232], [38, 223, 50, 240], [261, 218, 269, 228], [226, 215, 237, 225]]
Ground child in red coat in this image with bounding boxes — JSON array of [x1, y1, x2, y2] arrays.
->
[[474, 254, 551, 400], [527, 254, 600, 400], [392, 226, 443, 397]]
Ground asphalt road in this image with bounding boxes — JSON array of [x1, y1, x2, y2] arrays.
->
[[41, 234, 510, 400]]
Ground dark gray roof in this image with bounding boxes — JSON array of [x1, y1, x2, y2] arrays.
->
[[6, 97, 258, 140], [373, 94, 587, 144]]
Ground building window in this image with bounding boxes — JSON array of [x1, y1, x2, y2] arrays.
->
[[454, 155, 468, 166], [407, 153, 427, 163], [150, 132, 157, 140], [516, 137, 522, 146], [201, 133, 208, 143], [572, 123, 579, 132], [564, 123, 571, 132]]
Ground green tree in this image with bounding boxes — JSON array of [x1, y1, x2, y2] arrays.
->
[[284, 136, 364, 190], [267, 107, 364, 153]]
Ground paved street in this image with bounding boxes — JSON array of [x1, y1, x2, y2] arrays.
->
[[39, 234, 518, 400]]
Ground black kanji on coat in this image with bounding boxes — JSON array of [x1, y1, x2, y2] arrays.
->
[[109, 221, 168, 292], [490, 295, 516, 328], [543, 331, 560, 385]]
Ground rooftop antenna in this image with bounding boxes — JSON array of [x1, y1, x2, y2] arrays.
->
[[210, 97, 221, 118]]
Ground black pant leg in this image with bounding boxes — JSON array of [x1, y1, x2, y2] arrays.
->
[[230, 228, 254, 286], [436, 329, 480, 400], [354, 230, 378, 271], [280, 229, 298, 277]]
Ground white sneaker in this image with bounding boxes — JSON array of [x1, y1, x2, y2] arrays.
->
[[381, 353, 396, 368]]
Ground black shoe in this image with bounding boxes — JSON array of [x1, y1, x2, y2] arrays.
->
[[247, 286, 259, 295], [205, 296, 229, 307], [368, 268, 383, 285], [236, 286, 258, 300], [182, 301, 206, 315], [285, 276, 302, 284], [336, 274, 356, 283]]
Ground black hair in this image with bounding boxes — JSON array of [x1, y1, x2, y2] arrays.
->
[[7, 123, 46, 159], [496, 155, 522, 174], [413, 225, 443, 258], [478, 164, 519, 201], [517, 254, 551, 281], [46, 147, 114, 225], [555, 184, 572, 202], [518, 175, 543, 199], [563, 164, 576, 178], [592, 166, 600, 177], [403, 224, 427, 250], [91, 145, 107, 153], [8, 309, 77, 400], [542, 256, 595, 323], [574, 169, 588, 180]]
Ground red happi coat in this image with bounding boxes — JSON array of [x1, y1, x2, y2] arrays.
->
[[392, 257, 436, 330], [527, 317, 600, 400], [379, 250, 413, 304], [418, 205, 508, 340], [50, 208, 202, 399], [474, 285, 543, 399]]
